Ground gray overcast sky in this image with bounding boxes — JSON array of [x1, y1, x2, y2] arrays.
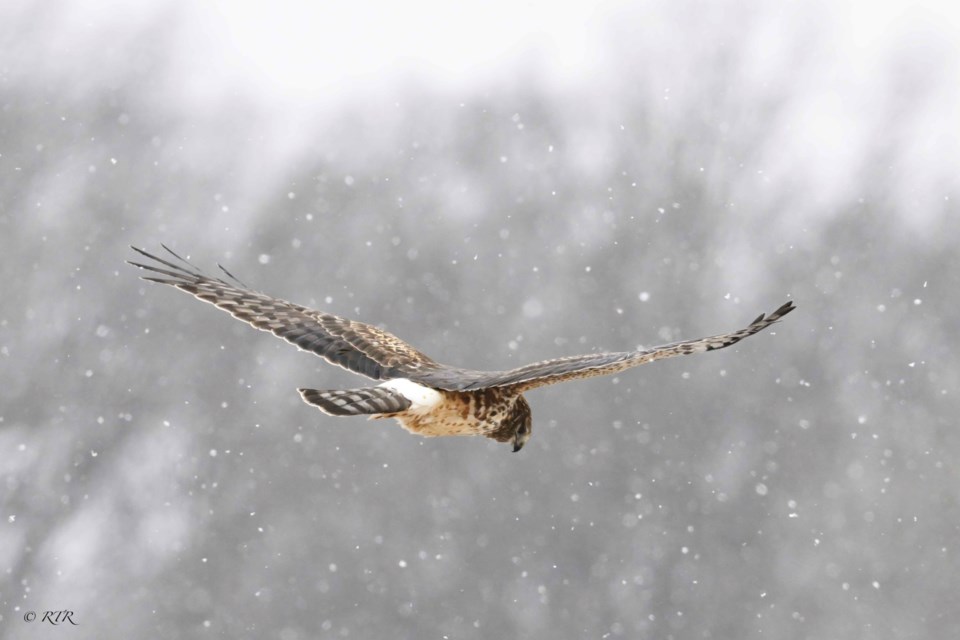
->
[[2, 1, 960, 638]]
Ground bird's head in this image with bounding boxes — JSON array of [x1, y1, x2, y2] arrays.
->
[[508, 395, 532, 452]]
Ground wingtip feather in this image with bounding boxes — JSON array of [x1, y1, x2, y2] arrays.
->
[[770, 300, 796, 321]]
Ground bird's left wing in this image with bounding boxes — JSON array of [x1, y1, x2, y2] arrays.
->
[[442, 301, 796, 392], [129, 246, 440, 381]]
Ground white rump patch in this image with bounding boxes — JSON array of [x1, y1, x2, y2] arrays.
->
[[378, 378, 442, 411]]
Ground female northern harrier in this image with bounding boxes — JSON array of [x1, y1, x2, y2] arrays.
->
[[130, 246, 795, 452]]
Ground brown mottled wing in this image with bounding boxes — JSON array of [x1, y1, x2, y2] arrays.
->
[[129, 246, 440, 381], [440, 301, 796, 392]]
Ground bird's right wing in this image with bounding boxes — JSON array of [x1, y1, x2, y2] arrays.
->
[[436, 301, 796, 392]]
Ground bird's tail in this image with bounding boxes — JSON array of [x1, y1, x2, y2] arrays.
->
[[298, 387, 411, 417]]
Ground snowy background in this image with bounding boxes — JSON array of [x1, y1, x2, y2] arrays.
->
[[2, 0, 960, 638]]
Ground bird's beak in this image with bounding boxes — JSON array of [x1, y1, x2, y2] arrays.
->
[[512, 442, 523, 453]]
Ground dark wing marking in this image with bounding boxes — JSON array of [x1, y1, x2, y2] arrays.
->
[[129, 246, 440, 382], [439, 301, 796, 392]]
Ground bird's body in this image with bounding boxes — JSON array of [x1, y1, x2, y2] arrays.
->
[[129, 246, 794, 452], [376, 380, 519, 440]]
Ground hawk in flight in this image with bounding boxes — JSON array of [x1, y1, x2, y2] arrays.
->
[[130, 246, 795, 452]]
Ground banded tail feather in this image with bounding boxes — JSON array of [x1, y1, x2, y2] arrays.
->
[[298, 387, 412, 417]]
